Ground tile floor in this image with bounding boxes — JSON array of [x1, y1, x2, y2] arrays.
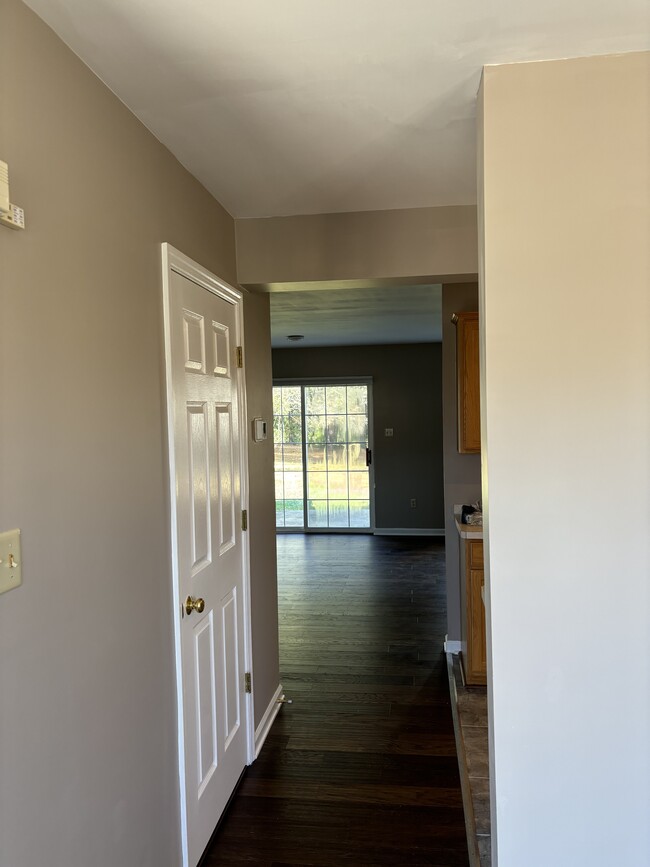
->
[[448, 654, 491, 867]]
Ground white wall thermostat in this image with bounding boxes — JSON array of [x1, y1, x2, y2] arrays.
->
[[252, 418, 268, 442]]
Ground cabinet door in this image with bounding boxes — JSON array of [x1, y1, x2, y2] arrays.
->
[[467, 567, 487, 685], [456, 311, 480, 454], [465, 538, 487, 686]]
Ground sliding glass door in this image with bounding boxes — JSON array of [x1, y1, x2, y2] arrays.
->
[[273, 380, 373, 531], [273, 385, 304, 528]]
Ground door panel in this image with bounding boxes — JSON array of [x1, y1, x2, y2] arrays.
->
[[183, 310, 206, 373], [221, 590, 240, 747], [215, 403, 235, 553], [194, 612, 217, 793], [187, 403, 211, 572], [166, 260, 249, 867], [212, 321, 230, 376]]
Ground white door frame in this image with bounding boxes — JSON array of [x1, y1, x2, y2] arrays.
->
[[161, 243, 255, 867]]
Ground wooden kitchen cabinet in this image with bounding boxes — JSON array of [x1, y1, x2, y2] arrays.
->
[[454, 311, 480, 453], [460, 538, 487, 685]]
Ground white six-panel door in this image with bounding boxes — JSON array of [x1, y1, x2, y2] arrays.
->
[[162, 245, 252, 867]]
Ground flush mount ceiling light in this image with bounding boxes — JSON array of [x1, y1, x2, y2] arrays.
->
[[287, 334, 305, 341]]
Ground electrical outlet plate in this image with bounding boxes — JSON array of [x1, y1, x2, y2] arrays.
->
[[0, 529, 22, 595]]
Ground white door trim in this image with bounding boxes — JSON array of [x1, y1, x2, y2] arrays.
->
[[161, 243, 255, 867]]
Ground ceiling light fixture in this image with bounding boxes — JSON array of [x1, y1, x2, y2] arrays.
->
[[287, 334, 304, 341]]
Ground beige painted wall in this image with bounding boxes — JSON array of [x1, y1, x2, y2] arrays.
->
[[0, 2, 278, 865], [479, 52, 650, 866], [236, 205, 478, 290]]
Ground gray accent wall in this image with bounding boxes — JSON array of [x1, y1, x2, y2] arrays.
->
[[442, 283, 482, 641], [0, 3, 278, 864], [272, 344, 444, 531]]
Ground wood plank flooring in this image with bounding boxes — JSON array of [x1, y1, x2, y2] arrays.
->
[[204, 534, 469, 866]]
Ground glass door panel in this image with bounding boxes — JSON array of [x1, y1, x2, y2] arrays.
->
[[273, 385, 305, 528], [273, 382, 372, 531]]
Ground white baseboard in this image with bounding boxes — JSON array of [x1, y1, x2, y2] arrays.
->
[[254, 683, 283, 758], [444, 636, 462, 653], [373, 528, 445, 537]]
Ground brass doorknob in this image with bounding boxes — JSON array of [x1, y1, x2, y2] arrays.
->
[[185, 596, 205, 615]]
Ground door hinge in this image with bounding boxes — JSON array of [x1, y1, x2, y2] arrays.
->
[[236, 346, 243, 368], [244, 672, 252, 693], [241, 509, 248, 531]]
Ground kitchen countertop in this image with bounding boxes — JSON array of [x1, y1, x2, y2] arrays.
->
[[454, 506, 484, 540]]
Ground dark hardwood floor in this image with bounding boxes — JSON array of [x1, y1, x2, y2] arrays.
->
[[205, 534, 468, 866]]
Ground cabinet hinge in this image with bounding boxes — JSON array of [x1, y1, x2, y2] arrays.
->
[[244, 672, 252, 693], [236, 346, 243, 368], [241, 509, 248, 531]]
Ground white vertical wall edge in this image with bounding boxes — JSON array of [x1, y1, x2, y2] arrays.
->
[[254, 683, 284, 758], [160, 243, 255, 867]]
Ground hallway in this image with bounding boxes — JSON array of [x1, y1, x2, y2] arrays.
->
[[206, 535, 469, 866]]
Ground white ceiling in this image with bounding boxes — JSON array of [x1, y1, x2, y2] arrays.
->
[[271, 285, 442, 348], [25, 0, 649, 218]]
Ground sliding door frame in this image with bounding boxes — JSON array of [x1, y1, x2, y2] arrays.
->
[[273, 376, 375, 534]]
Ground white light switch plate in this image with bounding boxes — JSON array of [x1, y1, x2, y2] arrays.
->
[[0, 529, 22, 595]]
